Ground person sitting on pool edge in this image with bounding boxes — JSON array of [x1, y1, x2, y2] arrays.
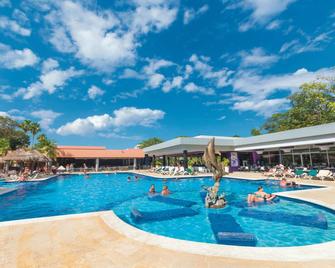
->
[[149, 184, 156, 195], [280, 178, 298, 187], [161, 185, 171, 196], [247, 186, 276, 203]]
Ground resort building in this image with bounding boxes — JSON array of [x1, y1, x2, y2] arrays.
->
[[56, 146, 144, 170], [144, 122, 335, 170]]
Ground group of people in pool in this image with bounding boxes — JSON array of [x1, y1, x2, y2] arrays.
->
[[149, 184, 171, 196], [145, 177, 298, 205]]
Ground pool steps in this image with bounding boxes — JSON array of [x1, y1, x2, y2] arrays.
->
[[208, 213, 257, 246], [239, 209, 328, 229], [130, 208, 199, 223], [148, 195, 197, 207]]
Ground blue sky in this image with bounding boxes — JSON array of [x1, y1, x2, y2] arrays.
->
[[0, 0, 335, 149]]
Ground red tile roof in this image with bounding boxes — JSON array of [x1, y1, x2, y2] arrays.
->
[[57, 146, 144, 159]]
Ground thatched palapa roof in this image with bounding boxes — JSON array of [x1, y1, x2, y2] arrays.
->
[[2, 149, 50, 162]]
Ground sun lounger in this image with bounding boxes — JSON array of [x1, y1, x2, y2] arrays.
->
[[131, 207, 198, 223], [239, 209, 328, 229], [314, 170, 333, 181], [148, 195, 197, 207], [208, 214, 257, 246]]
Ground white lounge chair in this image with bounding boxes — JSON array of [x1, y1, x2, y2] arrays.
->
[[315, 170, 333, 181]]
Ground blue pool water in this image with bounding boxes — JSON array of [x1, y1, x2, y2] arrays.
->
[[0, 173, 334, 247]]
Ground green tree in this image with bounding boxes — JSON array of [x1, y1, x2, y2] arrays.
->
[[261, 81, 335, 133], [0, 138, 10, 156], [30, 122, 41, 147], [0, 116, 30, 149], [251, 128, 261, 136], [19, 119, 33, 134], [35, 134, 58, 159], [138, 137, 163, 149]]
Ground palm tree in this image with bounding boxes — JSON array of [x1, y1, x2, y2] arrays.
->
[[0, 138, 10, 156], [19, 120, 33, 134], [30, 122, 41, 148], [35, 134, 57, 159]]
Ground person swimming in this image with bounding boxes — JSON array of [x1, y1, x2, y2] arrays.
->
[[149, 184, 156, 194], [247, 186, 276, 203], [161, 185, 171, 196], [280, 178, 297, 187], [127, 176, 131, 182]]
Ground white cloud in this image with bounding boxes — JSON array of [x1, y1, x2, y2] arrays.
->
[[183, 4, 209, 25], [0, 43, 38, 69], [0, 109, 25, 120], [0, 16, 31, 36], [16, 59, 83, 99], [142, 58, 175, 88], [31, 109, 62, 130], [232, 98, 290, 116], [231, 0, 296, 31], [280, 32, 331, 57], [56, 107, 165, 136], [162, 76, 183, 93], [232, 67, 335, 98], [88, 85, 105, 100], [189, 54, 233, 87], [147, 73, 165, 88], [46, 0, 178, 72], [120, 68, 145, 79], [184, 82, 214, 95], [102, 78, 113, 85], [131, 1, 178, 33], [266, 20, 281, 30], [239, 47, 279, 68]]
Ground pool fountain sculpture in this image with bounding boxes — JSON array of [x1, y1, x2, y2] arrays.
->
[[202, 138, 228, 208]]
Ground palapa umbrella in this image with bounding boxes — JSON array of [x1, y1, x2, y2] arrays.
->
[[2, 149, 50, 162]]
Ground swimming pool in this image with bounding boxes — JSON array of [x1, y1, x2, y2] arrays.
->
[[0, 173, 334, 247]]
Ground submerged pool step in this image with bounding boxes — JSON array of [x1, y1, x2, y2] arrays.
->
[[208, 214, 257, 247], [231, 198, 280, 209], [131, 207, 198, 223], [148, 195, 197, 207], [239, 209, 328, 229]]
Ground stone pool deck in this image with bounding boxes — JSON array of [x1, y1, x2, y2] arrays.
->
[[0, 172, 335, 267]]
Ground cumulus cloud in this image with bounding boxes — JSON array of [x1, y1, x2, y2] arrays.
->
[[225, 66, 335, 116], [0, 43, 38, 69], [56, 107, 165, 136], [162, 76, 183, 93], [46, 0, 178, 72], [0, 0, 11, 8], [239, 47, 279, 68], [16, 58, 83, 99], [0, 16, 31, 36], [183, 4, 209, 25], [88, 85, 105, 100], [184, 82, 214, 95], [31, 109, 62, 130]]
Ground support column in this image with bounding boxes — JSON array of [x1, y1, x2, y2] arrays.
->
[[279, 150, 283, 164], [133, 158, 137, 170], [252, 151, 260, 165], [152, 155, 156, 167], [95, 158, 99, 172], [162, 155, 167, 167], [326, 150, 330, 167], [183, 150, 188, 169]]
